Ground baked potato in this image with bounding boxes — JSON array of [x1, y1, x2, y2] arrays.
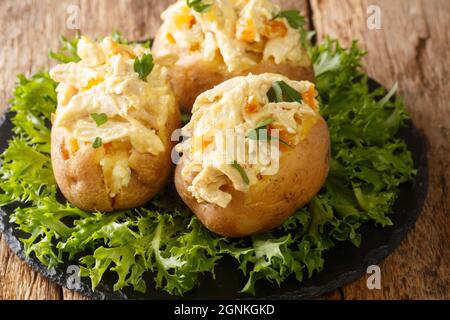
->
[[50, 36, 180, 212], [175, 73, 330, 237], [153, 0, 314, 111]]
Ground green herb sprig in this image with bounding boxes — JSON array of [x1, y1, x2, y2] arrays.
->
[[267, 80, 302, 103], [230, 161, 250, 185], [274, 10, 305, 29], [111, 31, 129, 44], [248, 118, 291, 148], [134, 53, 154, 81], [187, 0, 211, 13], [90, 113, 108, 126], [92, 137, 103, 148], [274, 10, 314, 47], [49, 36, 81, 63]]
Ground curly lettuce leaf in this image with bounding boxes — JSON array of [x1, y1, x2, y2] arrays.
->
[[49, 36, 81, 63], [0, 72, 57, 204], [223, 235, 303, 295]]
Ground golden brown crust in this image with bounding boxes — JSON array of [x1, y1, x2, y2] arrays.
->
[[174, 117, 330, 237], [51, 127, 113, 212], [51, 103, 181, 212]]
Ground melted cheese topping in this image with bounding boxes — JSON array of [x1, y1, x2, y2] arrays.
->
[[50, 36, 175, 197], [176, 73, 320, 208], [156, 0, 310, 72]]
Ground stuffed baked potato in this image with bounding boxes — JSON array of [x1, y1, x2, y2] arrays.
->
[[175, 73, 330, 237], [50, 36, 180, 212], [153, 0, 314, 111]]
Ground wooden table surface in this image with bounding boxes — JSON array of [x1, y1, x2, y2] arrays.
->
[[0, 0, 448, 300]]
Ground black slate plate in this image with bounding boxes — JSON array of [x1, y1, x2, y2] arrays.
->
[[0, 79, 428, 300]]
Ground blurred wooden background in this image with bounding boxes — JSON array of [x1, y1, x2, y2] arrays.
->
[[0, 0, 448, 300]]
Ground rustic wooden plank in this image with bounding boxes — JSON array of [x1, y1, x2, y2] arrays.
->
[[311, 0, 450, 299], [0, 234, 62, 300], [320, 289, 344, 300], [78, 0, 165, 41], [0, 0, 85, 300], [62, 288, 90, 300]]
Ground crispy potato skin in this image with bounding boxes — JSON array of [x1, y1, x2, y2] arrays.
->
[[175, 117, 330, 237], [51, 107, 181, 212], [153, 31, 314, 111]]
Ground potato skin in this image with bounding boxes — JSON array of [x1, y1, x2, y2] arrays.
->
[[51, 107, 180, 212], [153, 31, 314, 111], [175, 117, 331, 237]]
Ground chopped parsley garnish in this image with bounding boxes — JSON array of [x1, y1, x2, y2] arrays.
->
[[267, 81, 302, 103], [134, 53, 154, 81], [181, 112, 192, 125], [254, 118, 275, 130], [111, 31, 129, 44], [231, 161, 250, 185], [90, 113, 108, 127], [274, 10, 305, 30], [248, 118, 275, 140], [247, 118, 291, 147], [92, 137, 103, 148], [187, 0, 211, 13], [48, 36, 81, 63], [274, 10, 313, 47], [267, 82, 283, 103]]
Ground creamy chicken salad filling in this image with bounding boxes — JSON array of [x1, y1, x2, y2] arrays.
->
[[157, 0, 310, 72], [177, 73, 320, 208], [50, 36, 175, 197]]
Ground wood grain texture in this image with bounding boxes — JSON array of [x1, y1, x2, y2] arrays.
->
[[0, 234, 61, 300], [0, 0, 80, 113], [0, 0, 78, 300], [62, 288, 90, 300], [0, 0, 448, 300], [311, 0, 450, 299]]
